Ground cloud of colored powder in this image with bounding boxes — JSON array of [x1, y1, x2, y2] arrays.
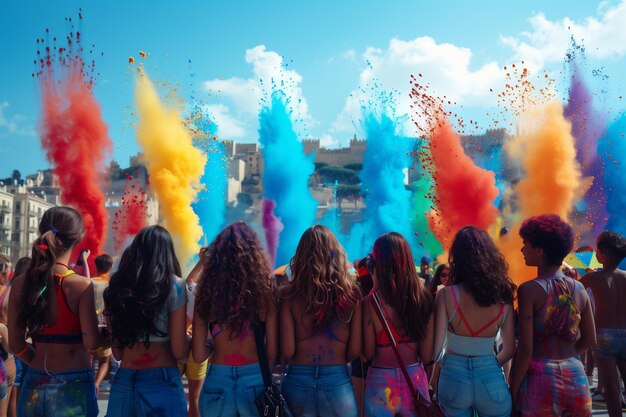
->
[[499, 101, 582, 285], [135, 70, 206, 266], [262, 198, 284, 268], [38, 30, 111, 261], [112, 181, 148, 253], [564, 63, 607, 245], [259, 91, 317, 266]]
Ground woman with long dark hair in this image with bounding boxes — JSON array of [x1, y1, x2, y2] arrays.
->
[[192, 222, 278, 417], [104, 225, 189, 417], [433, 226, 516, 416], [362, 232, 434, 417], [428, 263, 450, 296], [510, 215, 596, 416], [8, 206, 103, 416], [280, 225, 361, 416]]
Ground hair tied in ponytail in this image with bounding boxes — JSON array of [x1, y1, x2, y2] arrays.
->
[[50, 226, 59, 233], [38, 244, 49, 250]]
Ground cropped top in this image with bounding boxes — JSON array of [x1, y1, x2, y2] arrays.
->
[[445, 286, 508, 357], [31, 270, 83, 344], [149, 277, 186, 342], [532, 275, 582, 343]]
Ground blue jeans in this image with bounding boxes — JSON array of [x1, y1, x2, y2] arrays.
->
[[281, 364, 357, 417], [106, 367, 186, 417], [18, 367, 98, 417], [199, 363, 264, 417], [593, 328, 626, 360], [13, 357, 26, 387], [438, 354, 511, 417]]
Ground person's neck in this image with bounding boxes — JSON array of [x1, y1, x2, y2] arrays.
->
[[601, 263, 618, 272], [54, 252, 72, 271], [537, 264, 561, 277]]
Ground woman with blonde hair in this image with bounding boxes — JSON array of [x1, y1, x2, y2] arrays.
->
[[280, 225, 362, 416]]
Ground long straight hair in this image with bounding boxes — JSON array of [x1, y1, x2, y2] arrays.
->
[[104, 225, 182, 349], [372, 232, 433, 342]]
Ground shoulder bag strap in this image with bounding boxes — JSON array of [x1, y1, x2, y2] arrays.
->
[[252, 321, 273, 388], [371, 292, 428, 406]]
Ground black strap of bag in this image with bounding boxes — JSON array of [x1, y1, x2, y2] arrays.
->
[[252, 321, 273, 388], [252, 321, 294, 417]]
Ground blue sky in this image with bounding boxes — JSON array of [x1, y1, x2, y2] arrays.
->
[[1, 0, 626, 178]]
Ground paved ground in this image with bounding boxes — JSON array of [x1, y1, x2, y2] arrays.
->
[[94, 371, 617, 417]]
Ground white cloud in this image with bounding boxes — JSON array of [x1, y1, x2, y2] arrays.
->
[[329, 36, 504, 140], [204, 104, 246, 140], [203, 45, 314, 142], [500, 0, 626, 71], [0, 102, 35, 138]]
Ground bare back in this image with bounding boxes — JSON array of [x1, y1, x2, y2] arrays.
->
[[582, 269, 626, 329], [287, 301, 353, 365]]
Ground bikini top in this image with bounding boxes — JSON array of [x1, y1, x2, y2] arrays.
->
[[372, 293, 415, 348], [31, 270, 83, 344], [445, 286, 508, 356]]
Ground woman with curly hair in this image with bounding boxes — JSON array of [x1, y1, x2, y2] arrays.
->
[[191, 222, 278, 417], [432, 226, 516, 416], [361, 232, 434, 417], [510, 215, 596, 416], [8, 206, 104, 417], [280, 225, 361, 416], [104, 225, 189, 417]]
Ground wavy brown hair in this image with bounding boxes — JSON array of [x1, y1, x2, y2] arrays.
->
[[195, 222, 276, 336], [371, 232, 433, 342], [449, 226, 516, 306], [18, 206, 84, 333], [283, 225, 360, 328]]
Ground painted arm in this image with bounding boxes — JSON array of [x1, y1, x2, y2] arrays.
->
[[346, 298, 363, 362], [279, 298, 296, 361], [510, 283, 534, 406], [7, 276, 34, 364], [362, 295, 376, 361], [496, 304, 516, 366]]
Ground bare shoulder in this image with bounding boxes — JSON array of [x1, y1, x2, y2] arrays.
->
[[518, 280, 541, 297], [65, 273, 93, 293], [580, 271, 601, 287]]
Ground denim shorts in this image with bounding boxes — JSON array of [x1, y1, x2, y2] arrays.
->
[[364, 363, 430, 417], [592, 328, 626, 360], [17, 367, 98, 417], [438, 354, 511, 417], [282, 364, 357, 417], [13, 356, 25, 387], [106, 367, 187, 417], [200, 363, 264, 417], [517, 356, 591, 417]]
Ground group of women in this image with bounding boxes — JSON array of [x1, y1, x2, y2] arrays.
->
[[6, 206, 596, 417]]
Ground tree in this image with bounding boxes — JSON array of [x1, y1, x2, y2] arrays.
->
[[108, 161, 123, 180], [337, 184, 362, 209], [344, 163, 363, 171], [11, 170, 21, 181], [318, 166, 358, 184], [314, 162, 329, 171]]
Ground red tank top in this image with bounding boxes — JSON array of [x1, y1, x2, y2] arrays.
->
[[31, 270, 83, 344]]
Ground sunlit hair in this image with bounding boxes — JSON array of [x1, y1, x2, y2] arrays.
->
[[104, 225, 181, 349], [283, 225, 360, 328], [519, 214, 573, 266], [371, 232, 433, 342], [597, 231, 626, 264], [195, 222, 276, 336], [18, 206, 84, 333], [428, 263, 450, 293], [449, 226, 516, 306]]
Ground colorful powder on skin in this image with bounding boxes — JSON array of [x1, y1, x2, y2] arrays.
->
[[262, 198, 284, 269], [111, 181, 148, 252], [346, 111, 417, 260], [36, 19, 111, 262], [134, 69, 206, 266], [410, 79, 499, 251], [259, 91, 317, 266], [564, 63, 607, 244], [499, 101, 582, 285], [598, 114, 626, 269], [188, 110, 227, 245]]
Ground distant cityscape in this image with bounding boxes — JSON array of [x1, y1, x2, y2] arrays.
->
[[0, 129, 506, 262]]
